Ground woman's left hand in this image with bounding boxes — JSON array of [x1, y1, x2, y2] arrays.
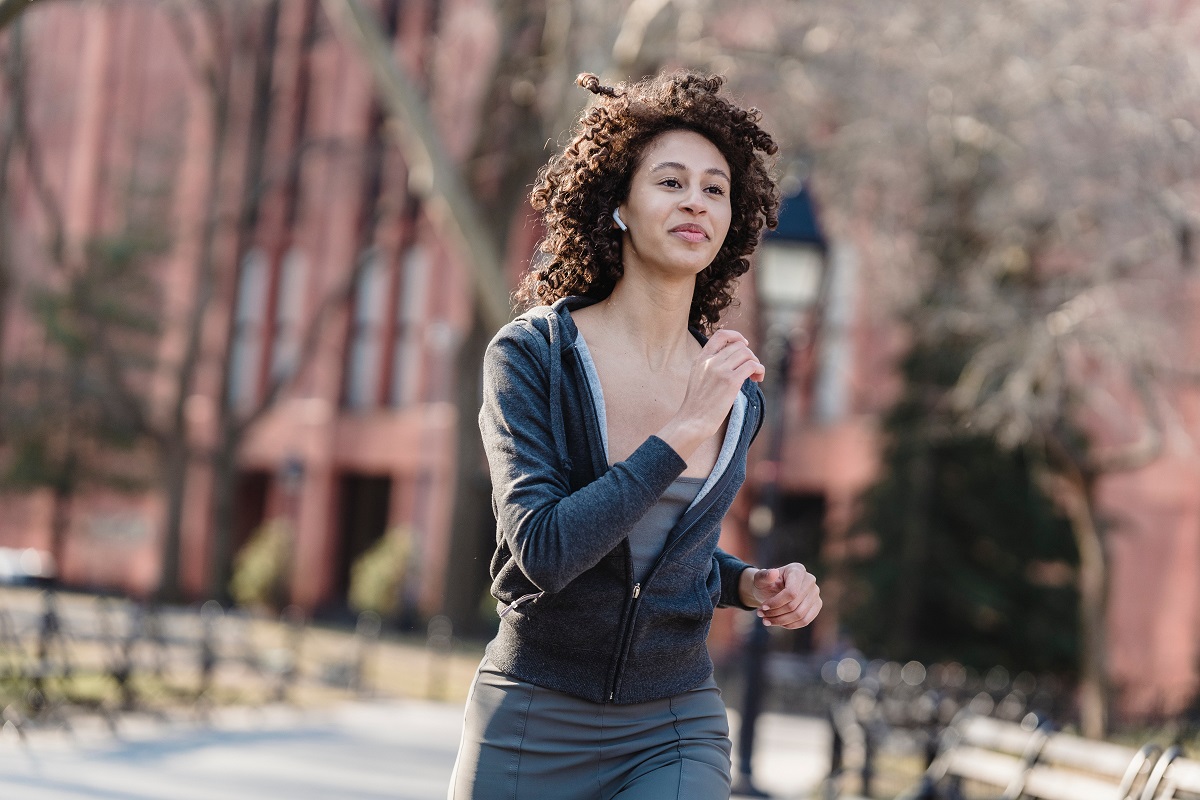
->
[[739, 563, 822, 629]]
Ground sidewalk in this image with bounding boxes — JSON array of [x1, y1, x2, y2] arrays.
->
[[729, 708, 832, 798], [0, 700, 831, 799]]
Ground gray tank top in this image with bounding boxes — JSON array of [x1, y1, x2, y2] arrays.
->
[[629, 476, 705, 582]]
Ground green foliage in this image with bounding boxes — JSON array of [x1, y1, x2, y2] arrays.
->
[[845, 340, 1081, 676], [0, 227, 167, 496], [348, 526, 415, 617], [229, 518, 293, 612]]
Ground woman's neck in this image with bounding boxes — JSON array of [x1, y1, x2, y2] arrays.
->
[[594, 270, 696, 371]]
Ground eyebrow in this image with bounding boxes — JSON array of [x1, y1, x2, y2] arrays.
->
[[648, 161, 731, 182]]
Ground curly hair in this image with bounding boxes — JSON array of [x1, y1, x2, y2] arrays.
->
[[517, 70, 780, 333]]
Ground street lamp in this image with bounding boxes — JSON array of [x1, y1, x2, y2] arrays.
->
[[734, 187, 828, 798]]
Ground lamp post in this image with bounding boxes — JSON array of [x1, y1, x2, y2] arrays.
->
[[733, 187, 827, 797]]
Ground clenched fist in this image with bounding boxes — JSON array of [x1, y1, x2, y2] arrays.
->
[[739, 563, 822, 629]]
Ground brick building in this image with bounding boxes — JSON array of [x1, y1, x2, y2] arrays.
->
[[0, 1, 1196, 722], [0, 1, 485, 617]]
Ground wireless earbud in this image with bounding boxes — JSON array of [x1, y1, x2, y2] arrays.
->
[[613, 208, 628, 232]]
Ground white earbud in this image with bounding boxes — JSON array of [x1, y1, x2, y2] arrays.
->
[[613, 208, 628, 232]]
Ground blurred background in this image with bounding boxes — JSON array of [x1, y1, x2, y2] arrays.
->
[[0, 0, 1198, 796]]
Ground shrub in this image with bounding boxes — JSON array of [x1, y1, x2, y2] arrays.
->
[[229, 518, 292, 612], [348, 526, 415, 618]]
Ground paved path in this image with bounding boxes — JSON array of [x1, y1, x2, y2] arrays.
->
[[0, 701, 830, 799]]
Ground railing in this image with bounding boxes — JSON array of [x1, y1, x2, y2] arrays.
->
[[816, 655, 1200, 800], [0, 588, 392, 738]]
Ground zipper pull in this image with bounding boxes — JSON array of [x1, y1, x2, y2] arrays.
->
[[633, 583, 641, 599]]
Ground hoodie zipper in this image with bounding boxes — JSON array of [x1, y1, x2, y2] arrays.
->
[[558, 301, 763, 703], [605, 391, 760, 703], [605, 468, 731, 702]]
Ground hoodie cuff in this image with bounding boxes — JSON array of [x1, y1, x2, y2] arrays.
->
[[622, 435, 688, 494]]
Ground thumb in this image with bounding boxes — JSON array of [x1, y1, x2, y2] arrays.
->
[[752, 568, 782, 593]]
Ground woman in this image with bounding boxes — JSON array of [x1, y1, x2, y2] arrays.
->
[[448, 70, 823, 800]]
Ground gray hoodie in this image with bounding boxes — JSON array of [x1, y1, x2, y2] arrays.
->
[[479, 296, 764, 704]]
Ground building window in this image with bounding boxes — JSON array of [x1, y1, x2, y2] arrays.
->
[[270, 247, 307, 384], [227, 248, 269, 411], [343, 248, 388, 410], [389, 244, 430, 407]]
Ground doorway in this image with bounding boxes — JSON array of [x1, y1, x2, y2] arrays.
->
[[232, 470, 271, 557], [334, 474, 392, 601]]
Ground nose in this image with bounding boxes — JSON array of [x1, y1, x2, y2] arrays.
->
[[678, 186, 706, 214]]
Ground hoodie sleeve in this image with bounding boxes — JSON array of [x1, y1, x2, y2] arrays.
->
[[714, 548, 754, 609], [479, 322, 687, 594]]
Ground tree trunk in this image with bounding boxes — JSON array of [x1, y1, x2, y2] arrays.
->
[[0, 0, 43, 32], [0, 19, 22, 398], [320, 0, 510, 332], [1069, 473, 1108, 739], [207, 428, 240, 603], [160, 4, 280, 604], [440, 313, 494, 634], [156, 438, 189, 602], [48, 484, 72, 575], [156, 8, 235, 602], [1048, 459, 1109, 739], [891, 440, 932, 656]]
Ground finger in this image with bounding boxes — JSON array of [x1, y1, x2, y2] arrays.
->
[[761, 590, 816, 620], [781, 589, 823, 626], [758, 563, 806, 590], [732, 359, 766, 384], [759, 589, 802, 617], [704, 329, 749, 354], [717, 346, 760, 371], [783, 596, 823, 629], [711, 340, 757, 363], [763, 595, 821, 628], [798, 596, 823, 626], [757, 568, 815, 612], [715, 328, 749, 346], [714, 346, 764, 381]]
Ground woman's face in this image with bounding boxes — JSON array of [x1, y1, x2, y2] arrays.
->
[[616, 129, 732, 279]]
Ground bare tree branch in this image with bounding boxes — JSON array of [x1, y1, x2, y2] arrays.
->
[[320, 0, 510, 332], [0, 0, 45, 31], [235, 253, 370, 434], [1088, 365, 1164, 474], [609, 0, 673, 75], [1, 18, 67, 265]]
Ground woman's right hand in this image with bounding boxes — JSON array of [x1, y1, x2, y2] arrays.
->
[[657, 329, 764, 460]]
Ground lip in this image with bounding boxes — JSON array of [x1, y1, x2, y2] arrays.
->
[[670, 224, 709, 242]]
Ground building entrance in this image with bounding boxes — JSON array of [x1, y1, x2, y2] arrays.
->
[[232, 471, 271, 558], [335, 474, 392, 602]]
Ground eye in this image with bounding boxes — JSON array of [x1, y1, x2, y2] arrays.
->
[[659, 178, 682, 188], [705, 184, 727, 196]]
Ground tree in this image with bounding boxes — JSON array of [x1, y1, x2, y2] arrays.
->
[[0, 11, 169, 570], [0, 3, 376, 601], [847, 331, 1081, 677], [726, 0, 1200, 736], [155, 1, 413, 602], [1, 229, 166, 566]]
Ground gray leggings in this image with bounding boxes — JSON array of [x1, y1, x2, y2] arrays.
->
[[447, 657, 732, 800]]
